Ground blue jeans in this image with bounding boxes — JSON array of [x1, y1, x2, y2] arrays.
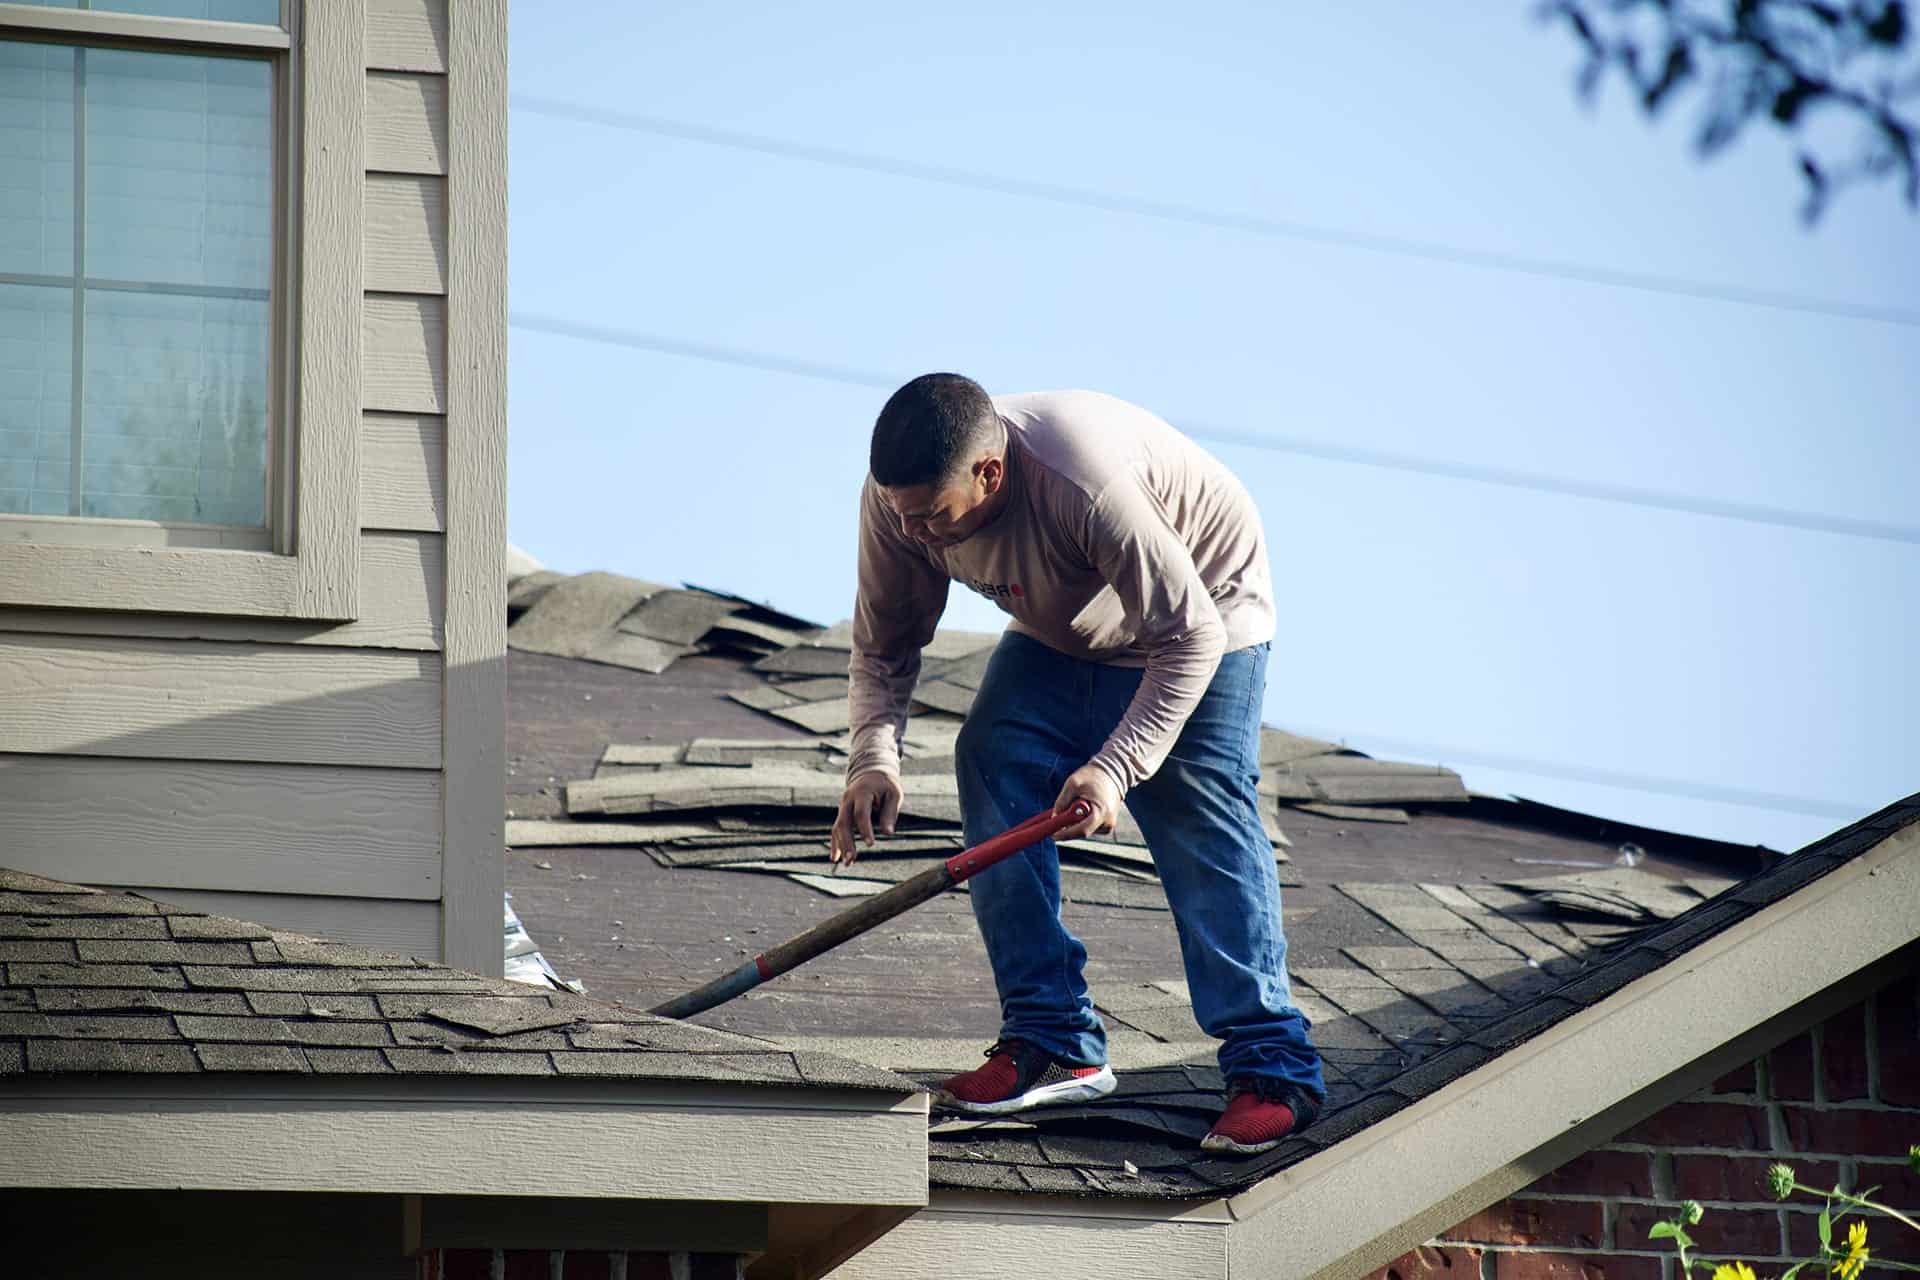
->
[[954, 631, 1324, 1098]]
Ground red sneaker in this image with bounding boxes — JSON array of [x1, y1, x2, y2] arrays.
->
[[1201, 1077, 1321, 1155], [936, 1039, 1116, 1115]]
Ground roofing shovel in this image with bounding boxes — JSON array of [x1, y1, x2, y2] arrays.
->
[[648, 799, 1094, 1020]]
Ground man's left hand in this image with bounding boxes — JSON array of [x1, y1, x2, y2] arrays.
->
[[1054, 764, 1123, 841]]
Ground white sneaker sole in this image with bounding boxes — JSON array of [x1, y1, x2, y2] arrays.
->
[[937, 1065, 1117, 1115], [1199, 1132, 1284, 1156]]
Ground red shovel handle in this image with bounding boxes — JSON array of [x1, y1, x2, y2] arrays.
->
[[944, 798, 1094, 880], [648, 799, 1095, 1021]]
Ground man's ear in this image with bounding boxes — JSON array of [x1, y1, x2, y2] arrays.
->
[[976, 454, 1003, 494]]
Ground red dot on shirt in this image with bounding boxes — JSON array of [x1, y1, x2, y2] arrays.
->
[[1011, 584, 1023, 597]]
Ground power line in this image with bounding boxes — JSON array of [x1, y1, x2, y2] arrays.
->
[[511, 94, 1920, 331], [1286, 723, 1871, 821], [509, 311, 1920, 547]]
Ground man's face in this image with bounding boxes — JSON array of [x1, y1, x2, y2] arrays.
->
[[884, 457, 1003, 549]]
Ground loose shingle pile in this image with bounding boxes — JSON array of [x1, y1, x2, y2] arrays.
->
[[509, 584, 1481, 909], [0, 867, 911, 1091], [508, 573, 825, 673]]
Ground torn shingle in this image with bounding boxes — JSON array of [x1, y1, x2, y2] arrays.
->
[[425, 996, 575, 1036], [507, 571, 663, 659], [615, 589, 745, 646], [583, 631, 690, 674], [766, 699, 854, 735]]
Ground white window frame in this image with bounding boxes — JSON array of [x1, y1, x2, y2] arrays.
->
[[0, 0, 359, 620]]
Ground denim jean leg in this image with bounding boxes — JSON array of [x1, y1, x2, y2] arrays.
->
[[954, 633, 1108, 1066], [1118, 645, 1324, 1097]]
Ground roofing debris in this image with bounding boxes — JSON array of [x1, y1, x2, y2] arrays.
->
[[0, 867, 913, 1092], [499, 568, 1859, 1202], [504, 891, 584, 993], [511, 597, 1485, 907], [507, 573, 825, 674]]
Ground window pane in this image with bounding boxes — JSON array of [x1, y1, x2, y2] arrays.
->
[[82, 288, 268, 524], [87, 48, 272, 290], [0, 41, 77, 278], [0, 282, 75, 517], [5, 2, 282, 24]]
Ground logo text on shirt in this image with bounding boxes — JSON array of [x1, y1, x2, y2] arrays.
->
[[964, 577, 1025, 603]]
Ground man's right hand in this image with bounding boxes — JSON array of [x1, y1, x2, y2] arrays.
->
[[830, 771, 903, 867]]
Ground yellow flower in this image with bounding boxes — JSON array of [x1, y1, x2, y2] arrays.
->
[[1709, 1263, 1756, 1280], [1836, 1219, 1869, 1280]]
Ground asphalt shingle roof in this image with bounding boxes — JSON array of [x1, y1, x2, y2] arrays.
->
[[495, 571, 1920, 1201], [0, 867, 915, 1093]]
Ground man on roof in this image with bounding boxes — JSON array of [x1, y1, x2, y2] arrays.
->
[[830, 373, 1324, 1155]]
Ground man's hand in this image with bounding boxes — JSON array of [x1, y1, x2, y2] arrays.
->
[[831, 771, 903, 867], [1054, 764, 1123, 841]]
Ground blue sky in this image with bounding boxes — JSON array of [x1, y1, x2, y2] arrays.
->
[[504, 3, 1918, 853]]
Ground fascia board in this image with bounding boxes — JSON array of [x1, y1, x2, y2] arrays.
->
[[0, 1074, 929, 1208], [1222, 822, 1920, 1280], [830, 1188, 1232, 1280]]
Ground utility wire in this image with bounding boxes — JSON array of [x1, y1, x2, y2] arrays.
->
[[511, 94, 1920, 331], [509, 311, 1920, 547], [1286, 723, 1871, 821]]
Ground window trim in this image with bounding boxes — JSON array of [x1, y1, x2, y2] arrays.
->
[[0, 0, 360, 621]]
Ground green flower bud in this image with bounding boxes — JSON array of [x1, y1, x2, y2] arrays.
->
[[1909, 1144, 1920, 1176], [1768, 1163, 1796, 1201], [1683, 1200, 1705, 1226]]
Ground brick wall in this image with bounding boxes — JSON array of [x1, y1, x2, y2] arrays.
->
[[1367, 971, 1920, 1280], [418, 1249, 744, 1280]]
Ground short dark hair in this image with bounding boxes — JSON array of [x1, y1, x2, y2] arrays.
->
[[869, 373, 1001, 488]]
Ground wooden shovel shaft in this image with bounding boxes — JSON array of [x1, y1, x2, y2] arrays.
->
[[647, 800, 1092, 1021]]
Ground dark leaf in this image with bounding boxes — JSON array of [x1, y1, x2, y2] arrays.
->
[[1565, 5, 1600, 50], [1771, 77, 1825, 122], [1645, 43, 1694, 110], [1865, 1, 1908, 46]]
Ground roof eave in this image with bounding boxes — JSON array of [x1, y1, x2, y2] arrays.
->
[[0, 1072, 929, 1209]]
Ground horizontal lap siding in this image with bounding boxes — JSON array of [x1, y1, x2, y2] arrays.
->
[[366, 0, 449, 75], [363, 295, 447, 414], [366, 175, 448, 295], [361, 414, 446, 532], [85, 886, 444, 959], [0, 754, 441, 900], [0, 633, 441, 768], [365, 73, 448, 176]]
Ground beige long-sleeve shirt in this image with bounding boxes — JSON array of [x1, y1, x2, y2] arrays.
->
[[848, 390, 1275, 793]]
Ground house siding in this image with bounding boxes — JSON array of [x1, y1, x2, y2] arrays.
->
[[0, 0, 501, 968], [1363, 966, 1920, 1280]]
